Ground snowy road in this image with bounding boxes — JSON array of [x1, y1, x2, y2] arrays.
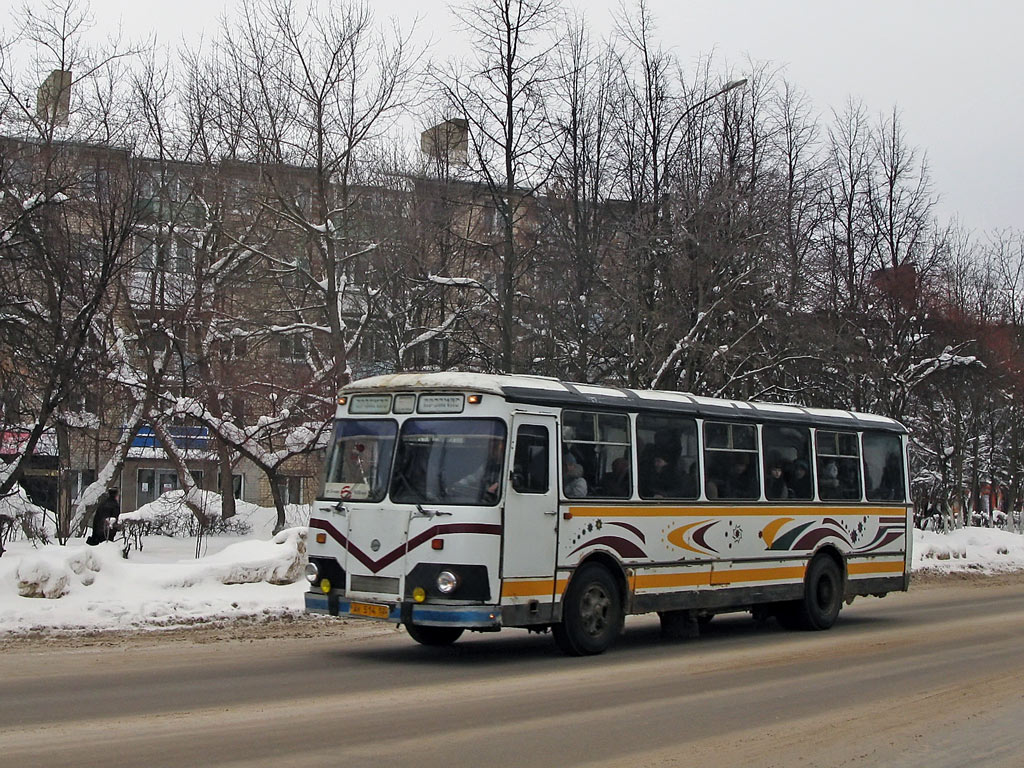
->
[[2, 576, 1023, 768]]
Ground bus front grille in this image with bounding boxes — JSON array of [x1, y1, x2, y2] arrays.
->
[[350, 575, 400, 594]]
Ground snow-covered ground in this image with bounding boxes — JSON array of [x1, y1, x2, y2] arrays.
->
[[0, 493, 311, 634], [913, 525, 1024, 572], [2, 494, 1024, 636]]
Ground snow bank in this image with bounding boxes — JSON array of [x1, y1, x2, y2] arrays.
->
[[913, 526, 1024, 573], [0, 524, 308, 633], [161, 527, 307, 586]]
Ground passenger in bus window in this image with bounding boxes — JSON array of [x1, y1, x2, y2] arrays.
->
[[645, 455, 677, 498], [819, 461, 840, 496], [877, 454, 903, 500], [765, 460, 790, 500], [838, 461, 860, 499], [724, 453, 758, 499], [602, 456, 631, 497], [563, 451, 588, 497], [788, 460, 812, 499]]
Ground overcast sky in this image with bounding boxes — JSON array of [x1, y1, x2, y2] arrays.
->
[[6, 0, 1022, 234]]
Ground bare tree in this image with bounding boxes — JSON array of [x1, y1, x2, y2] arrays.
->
[[531, 13, 620, 382], [434, 0, 559, 372], [0, 0, 143, 510]]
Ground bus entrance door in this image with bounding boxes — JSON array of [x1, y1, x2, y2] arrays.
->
[[501, 414, 559, 612]]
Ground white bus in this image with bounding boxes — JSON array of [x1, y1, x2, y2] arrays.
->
[[304, 372, 911, 655]]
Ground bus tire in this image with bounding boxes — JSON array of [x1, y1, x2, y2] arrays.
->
[[552, 563, 623, 656], [405, 623, 464, 646], [792, 555, 843, 630]]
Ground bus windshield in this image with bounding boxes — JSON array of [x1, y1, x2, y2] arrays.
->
[[322, 419, 397, 502], [390, 419, 507, 506]]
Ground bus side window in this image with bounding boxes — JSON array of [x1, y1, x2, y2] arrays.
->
[[816, 430, 861, 501], [512, 425, 549, 494], [863, 432, 905, 502], [703, 422, 760, 500], [636, 413, 698, 500], [561, 411, 631, 499], [762, 424, 813, 500]]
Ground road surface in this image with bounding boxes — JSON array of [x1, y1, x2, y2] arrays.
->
[[2, 574, 1023, 768]]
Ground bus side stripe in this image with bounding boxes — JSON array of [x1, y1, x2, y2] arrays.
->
[[500, 579, 569, 599], [848, 560, 905, 576]]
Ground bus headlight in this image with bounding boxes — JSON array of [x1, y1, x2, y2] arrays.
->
[[304, 562, 319, 584], [436, 570, 460, 594]]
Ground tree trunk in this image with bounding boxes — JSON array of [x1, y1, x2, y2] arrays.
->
[[217, 440, 237, 521], [268, 471, 287, 535]]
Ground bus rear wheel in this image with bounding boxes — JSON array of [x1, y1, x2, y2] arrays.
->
[[780, 555, 843, 631], [405, 623, 464, 646], [552, 563, 623, 656]]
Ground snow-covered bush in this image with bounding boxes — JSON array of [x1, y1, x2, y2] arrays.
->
[[0, 485, 52, 550], [120, 490, 254, 537]]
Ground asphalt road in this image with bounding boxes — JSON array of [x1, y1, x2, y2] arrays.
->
[[2, 577, 1023, 768]]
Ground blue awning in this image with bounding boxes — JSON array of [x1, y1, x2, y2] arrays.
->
[[130, 425, 210, 451]]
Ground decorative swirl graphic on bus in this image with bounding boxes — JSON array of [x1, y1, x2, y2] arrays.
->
[[666, 520, 719, 555]]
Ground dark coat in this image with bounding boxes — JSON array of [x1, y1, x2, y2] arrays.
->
[[88, 493, 120, 544]]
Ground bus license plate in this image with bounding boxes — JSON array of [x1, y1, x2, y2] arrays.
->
[[350, 601, 390, 619]]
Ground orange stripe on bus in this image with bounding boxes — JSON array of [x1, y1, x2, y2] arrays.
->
[[634, 565, 807, 589], [848, 561, 905, 575], [501, 579, 568, 598], [633, 571, 712, 589], [709, 565, 806, 585]]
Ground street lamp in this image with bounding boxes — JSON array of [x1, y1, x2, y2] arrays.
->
[[667, 77, 748, 145]]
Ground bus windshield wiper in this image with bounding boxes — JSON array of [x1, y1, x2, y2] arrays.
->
[[415, 504, 451, 518]]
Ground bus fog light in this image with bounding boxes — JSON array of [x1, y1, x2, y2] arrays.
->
[[305, 563, 319, 583], [412, 587, 426, 603], [320, 578, 331, 594], [437, 570, 459, 594]]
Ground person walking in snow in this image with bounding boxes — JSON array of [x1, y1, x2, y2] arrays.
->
[[88, 488, 121, 545]]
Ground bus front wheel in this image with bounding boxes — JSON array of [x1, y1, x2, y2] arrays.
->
[[552, 563, 624, 656], [405, 623, 464, 646]]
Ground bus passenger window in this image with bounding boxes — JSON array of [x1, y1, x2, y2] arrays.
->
[[863, 432, 905, 502], [562, 411, 631, 499], [703, 422, 759, 500], [816, 430, 861, 501], [636, 414, 698, 499], [512, 425, 549, 494], [762, 425, 813, 500]]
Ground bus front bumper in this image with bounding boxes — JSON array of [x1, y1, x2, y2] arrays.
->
[[305, 591, 502, 629]]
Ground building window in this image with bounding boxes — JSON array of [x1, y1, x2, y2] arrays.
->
[[279, 334, 307, 363], [275, 476, 304, 505], [219, 471, 244, 499]]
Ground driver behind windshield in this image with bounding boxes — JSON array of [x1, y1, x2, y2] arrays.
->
[[450, 436, 506, 503]]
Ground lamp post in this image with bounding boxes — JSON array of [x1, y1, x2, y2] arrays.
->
[[667, 78, 748, 144]]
